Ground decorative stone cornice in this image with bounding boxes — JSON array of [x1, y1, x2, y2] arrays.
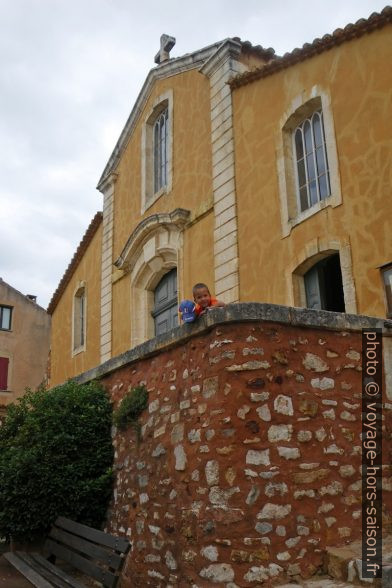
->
[[114, 208, 191, 271], [98, 172, 118, 195], [199, 38, 242, 78]]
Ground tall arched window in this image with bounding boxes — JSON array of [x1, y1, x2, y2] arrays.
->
[[73, 285, 86, 352], [141, 90, 173, 213], [277, 91, 342, 237], [152, 269, 178, 336], [294, 110, 330, 212], [153, 108, 168, 194]]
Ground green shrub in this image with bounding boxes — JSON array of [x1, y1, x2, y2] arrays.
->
[[0, 380, 113, 542], [113, 385, 148, 432]]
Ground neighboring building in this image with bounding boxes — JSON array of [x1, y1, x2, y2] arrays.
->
[[0, 278, 51, 411], [48, 8, 392, 387]]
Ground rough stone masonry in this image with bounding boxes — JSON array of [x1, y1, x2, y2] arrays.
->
[[76, 303, 392, 587]]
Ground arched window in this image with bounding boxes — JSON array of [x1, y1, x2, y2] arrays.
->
[[277, 90, 342, 237], [151, 269, 178, 336], [294, 111, 330, 212], [73, 285, 86, 352], [153, 108, 168, 194], [141, 90, 173, 212], [304, 254, 345, 312]]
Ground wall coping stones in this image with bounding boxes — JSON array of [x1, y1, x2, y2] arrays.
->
[[74, 302, 392, 385]]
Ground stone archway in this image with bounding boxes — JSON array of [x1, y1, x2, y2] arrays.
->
[[114, 209, 190, 346]]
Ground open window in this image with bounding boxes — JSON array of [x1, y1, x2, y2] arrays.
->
[[381, 262, 392, 318], [304, 254, 345, 312], [291, 242, 357, 314]]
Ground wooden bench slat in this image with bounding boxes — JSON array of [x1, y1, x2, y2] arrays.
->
[[3, 552, 54, 588], [54, 517, 129, 553], [29, 554, 88, 588], [48, 526, 123, 571], [15, 552, 79, 588], [44, 538, 118, 588], [4, 517, 130, 588]]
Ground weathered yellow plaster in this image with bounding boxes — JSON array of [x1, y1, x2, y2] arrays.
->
[[233, 26, 392, 318], [50, 225, 102, 386]]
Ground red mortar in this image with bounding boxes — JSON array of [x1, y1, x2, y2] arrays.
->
[[101, 320, 391, 586]]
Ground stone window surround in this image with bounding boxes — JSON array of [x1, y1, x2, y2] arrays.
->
[[277, 87, 342, 238], [114, 209, 190, 347], [288, 238, 357, 314], [141, 89, 173, 214], [72, 281, 87, 356]]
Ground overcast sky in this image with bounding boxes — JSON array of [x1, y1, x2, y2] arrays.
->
[[0, 0, 387, 309]]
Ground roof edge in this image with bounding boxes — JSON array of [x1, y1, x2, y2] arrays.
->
[[47, 211, 103, 315], [0, 278, 48, 313], [230, 6, 392, 89]]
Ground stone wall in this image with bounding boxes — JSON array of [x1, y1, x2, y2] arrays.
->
[[76, 304, 392, 587]]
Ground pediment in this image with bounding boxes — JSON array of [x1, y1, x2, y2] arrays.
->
[[97, 40, 228, 191]]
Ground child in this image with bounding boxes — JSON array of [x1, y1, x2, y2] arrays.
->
[[192, 283, 225, 316]]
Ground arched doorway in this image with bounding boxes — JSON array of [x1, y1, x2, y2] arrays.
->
[[151, 268, 178, 336]]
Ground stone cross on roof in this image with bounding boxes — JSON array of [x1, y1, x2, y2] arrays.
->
[[154, 34, 176, 64]]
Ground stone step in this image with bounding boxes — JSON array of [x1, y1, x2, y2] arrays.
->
[[322, 535, 392, 587], [279, 578, 363, 588]]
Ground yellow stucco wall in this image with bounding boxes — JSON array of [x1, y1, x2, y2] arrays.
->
[[50, 224, 102, 386], [183, 211, 215, 297], [111, 68, 215, 353], [233, 26, 392, 318]]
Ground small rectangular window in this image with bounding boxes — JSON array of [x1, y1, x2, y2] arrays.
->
[[0, 305, 12, 330], [381, 264, 392, 318]]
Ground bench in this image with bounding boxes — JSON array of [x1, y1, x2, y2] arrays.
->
[[4, 516, 131, 588]]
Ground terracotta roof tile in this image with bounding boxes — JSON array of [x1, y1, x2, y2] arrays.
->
[[235, 38, 276, 60], [230, 6, 392, 89], [47, 211, 103, 315]]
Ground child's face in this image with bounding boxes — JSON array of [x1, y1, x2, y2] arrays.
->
[[194, 287, 211, 308]]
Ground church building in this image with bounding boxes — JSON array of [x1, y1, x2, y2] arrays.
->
[[48, 7, 392, 387]]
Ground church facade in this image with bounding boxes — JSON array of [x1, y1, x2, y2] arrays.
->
[[48, 8, 392, 387]]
